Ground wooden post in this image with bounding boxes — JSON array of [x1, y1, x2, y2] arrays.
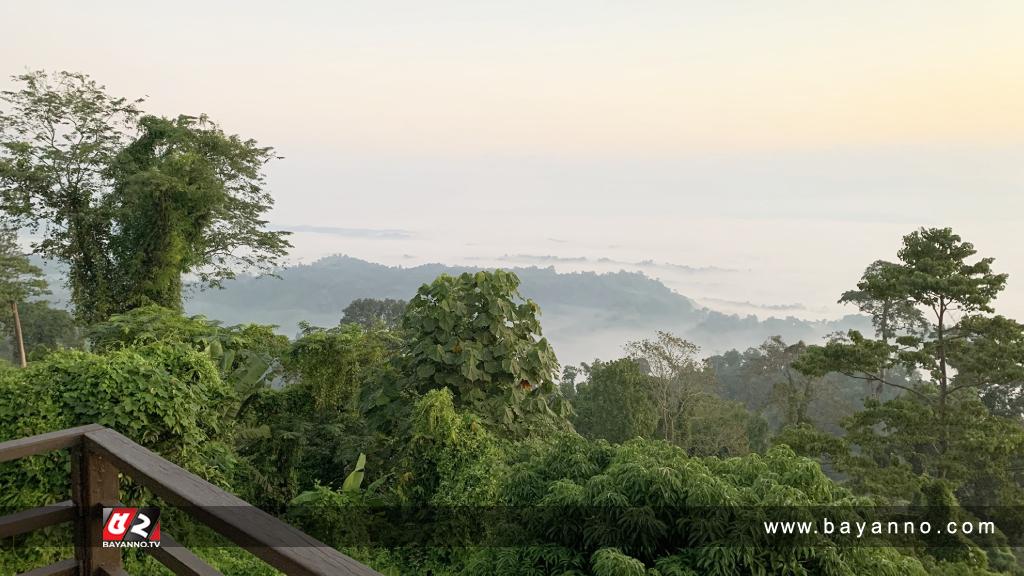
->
[[71, 445, 123, 575], [11, 301, 26, 368]]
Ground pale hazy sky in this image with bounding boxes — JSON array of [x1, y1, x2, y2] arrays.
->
[[2, 1, 1022, 320]]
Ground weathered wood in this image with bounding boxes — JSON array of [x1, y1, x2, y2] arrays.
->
[[15, 558, 78, 576], [0, 425, 103, 463], [96, 569, 129, 576], [84, 428, 380, 576], [147, 532, 223, 576], [0, 500, 75, 538], [71, 445, 122, 576]]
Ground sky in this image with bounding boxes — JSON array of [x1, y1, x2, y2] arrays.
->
[[2, 1, 1022, 320]]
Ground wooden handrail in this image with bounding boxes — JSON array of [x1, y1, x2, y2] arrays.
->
[[0, 426, 381, 576], [15, 558, 79, 576], [0, 500, 75, 539], [0, 424, 104, 463]]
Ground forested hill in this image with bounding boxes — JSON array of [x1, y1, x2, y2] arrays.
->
[[185, 255, 870, 364]]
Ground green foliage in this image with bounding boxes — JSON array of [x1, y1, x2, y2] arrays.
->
[[782, 393, 1024, 508], [0, 70, 141, 322], [591, 548, 646, 576], [573, 359, 658, 444], [795, 228, 1024, 498], [403, 270, 567, 436], [287, 323, 396, 411], [342, 453, 368, 493], [398, 388, 505, 506], [467, 436, 930, 576], [0, 341, 235, 512], [572, 356, 763, 455], [840, 259, 929, 344], [232, 323, 396, 511], [951, 315, 1024, 420], [681, 393, 768, 457], [0, 362, 66, 509], [89, 305, 287, 398]]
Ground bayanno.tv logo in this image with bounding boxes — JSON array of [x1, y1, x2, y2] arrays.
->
[[101, 507, 161, 548]]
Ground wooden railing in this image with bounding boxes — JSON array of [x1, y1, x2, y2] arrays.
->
[[0, 425, 381, 576]]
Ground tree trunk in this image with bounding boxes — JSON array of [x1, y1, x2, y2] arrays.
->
[[936, 301, 948, 478], [11, 301, 26, 368]]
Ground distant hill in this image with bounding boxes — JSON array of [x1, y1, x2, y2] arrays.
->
[[185, 255, 871, 365]]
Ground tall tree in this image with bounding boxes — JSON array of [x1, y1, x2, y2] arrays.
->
[[106, 114, 290, 310], [0, 71, 139, 321], [0, 71, 290, 322], [0, 226, 48, 366], [795, 227, 1013, 477], [623, 331, 714, 444]]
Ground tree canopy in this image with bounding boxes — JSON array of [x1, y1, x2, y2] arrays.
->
[[0, 71, 290, 322]]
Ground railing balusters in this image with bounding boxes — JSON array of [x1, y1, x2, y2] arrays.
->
[[0, 426, 380, 575], [70, 445, 123, 576]]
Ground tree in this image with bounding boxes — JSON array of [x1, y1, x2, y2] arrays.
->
[[558, 364, 580, 400], [286, 323, 396, 411], [572, 359, 658, 443], [623, 331, 714, 444], [0, 226, 48, 366], [402, 270, 567, 436], [0, 71, 290, 322], [340, 298, 406, 330], [745, 336, 821, 427], [0, 71, 140, 321], [106, 114, 290, 310], [796, 228, 1014, 476]]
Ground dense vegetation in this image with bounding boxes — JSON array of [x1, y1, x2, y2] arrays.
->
[[2, 72, 1023, 576]]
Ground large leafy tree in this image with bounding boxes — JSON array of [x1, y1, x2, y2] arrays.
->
[[572, 352, 764, 455], [402, 270, 566, 435], [0, 71, 290, 323], [839, 260, 929, 344], [106, 114, 289, 309]]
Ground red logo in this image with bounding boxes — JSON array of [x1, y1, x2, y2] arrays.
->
[[101, 507, 161, 548]]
